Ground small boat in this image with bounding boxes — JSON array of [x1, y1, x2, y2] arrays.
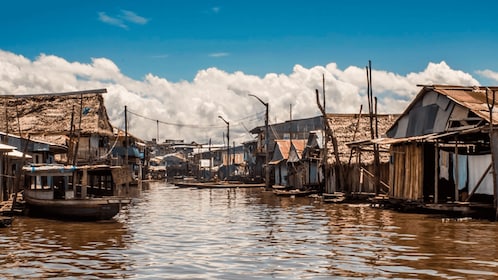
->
[[273, 188, 317, 197], [22, 164, 131, 221]]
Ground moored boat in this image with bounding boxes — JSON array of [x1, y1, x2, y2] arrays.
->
[[22, 164, 131, 221], [273, 188, 317, 197]]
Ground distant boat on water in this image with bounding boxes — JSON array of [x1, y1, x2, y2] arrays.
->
[[272, 188, 317, 197]]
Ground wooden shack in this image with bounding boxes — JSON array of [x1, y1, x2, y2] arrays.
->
[[0, 89, 114, 165], [383, 85, 498, 218], [286, 140, 307, 189], [269, 140, 292, 187], [323, 114, 398, 196], [250, 116, 325, 184], [300, 132, 324, 189], [269, 139, 307, 188]]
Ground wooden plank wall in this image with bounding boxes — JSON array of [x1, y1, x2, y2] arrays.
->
[[390, 143, 424, 200], [343, 163, 389, 193]]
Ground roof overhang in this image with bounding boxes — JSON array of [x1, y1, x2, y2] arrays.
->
[[0, 143, 16, 153]]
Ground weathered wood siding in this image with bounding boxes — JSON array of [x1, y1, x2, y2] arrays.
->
[[344, 163, 390, 193], [389, 143, 424, 201]]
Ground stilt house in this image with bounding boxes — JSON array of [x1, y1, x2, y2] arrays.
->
[[300, 132, 324, 190], [286, 140, 308, 189], [383, 85, 498, 216], [323, 114, 397, 195], [0, 89, 114, 165], [269, 139, 307, 188]]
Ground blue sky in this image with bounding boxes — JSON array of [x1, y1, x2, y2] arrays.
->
[[1, 1, 497, 143], [2, 0, 498, 82]]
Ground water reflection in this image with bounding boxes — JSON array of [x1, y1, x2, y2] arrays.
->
[[0, 182, 497, 279], [0, 216, 130, 278]]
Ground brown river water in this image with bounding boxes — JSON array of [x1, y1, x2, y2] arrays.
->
[[1, 181, 498, 279]]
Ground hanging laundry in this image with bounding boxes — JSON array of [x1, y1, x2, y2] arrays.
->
[[439, 150, 450, 180], [467, 154, 493, 195], [452, 154, 468, 191]]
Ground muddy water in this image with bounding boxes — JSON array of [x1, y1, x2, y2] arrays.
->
[[0, 181, 497, 279]]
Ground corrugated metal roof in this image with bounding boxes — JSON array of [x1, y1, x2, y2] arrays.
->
[[291, 140, 307, 155], [431, 85, 498, 124], [386, 85, 498, 139], [274, 140, 292, 160], [270, 139, 307, 164]]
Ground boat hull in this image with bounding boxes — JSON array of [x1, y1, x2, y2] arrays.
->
[[24, 194, 130, 221], [273, 189, 317, 197]]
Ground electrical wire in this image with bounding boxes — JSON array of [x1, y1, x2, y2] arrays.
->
[[126, 109, 266, 130]]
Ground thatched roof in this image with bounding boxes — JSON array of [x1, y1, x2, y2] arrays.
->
[[326, 113, 399, 164], [0, 89, 114, 146]]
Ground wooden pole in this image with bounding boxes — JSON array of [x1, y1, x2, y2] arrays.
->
[[4, 97, 8, 143], [125, 105, 129, 194], [347, 105, 363, 167], [485, 88, 498, 219], [227, 122, 230, 179], [454, 140, 459, 202], [347, 105, 363, 189], [374, 96, 380, 193], [322, 74, 326, 115], [11, 104, 29, 214], [73, 94, 83, 166], [315, 89, 342, 191], [68, 105, 75, 164], [366, 61, 380, 194], [434, 140, 439, 203], [466, 163, 492, 202]]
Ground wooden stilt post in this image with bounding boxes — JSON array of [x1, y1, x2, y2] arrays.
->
[[434, 140, 439, 204], [454, 140, 459, 202], [485, 88, 498, 219]]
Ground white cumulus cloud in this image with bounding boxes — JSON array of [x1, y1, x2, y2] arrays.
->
[[0, 50, 484, 145]]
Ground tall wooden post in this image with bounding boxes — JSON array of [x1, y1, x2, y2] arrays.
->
[[218, 116, 229, 180], [490, 130, 498, 219], [454, 140, 459, 202], [434, 140, 439, 204], [485, 88, 498, 219], [125, 105, 129, 194]]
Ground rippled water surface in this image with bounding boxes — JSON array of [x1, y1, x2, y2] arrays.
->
[[1, 181, 498, 279]]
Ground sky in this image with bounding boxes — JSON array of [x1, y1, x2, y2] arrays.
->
[[1, 1, 498, 145]]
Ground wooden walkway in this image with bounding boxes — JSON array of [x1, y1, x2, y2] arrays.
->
[[0, 193, 24, 227]]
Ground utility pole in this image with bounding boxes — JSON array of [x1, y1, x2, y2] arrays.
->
[[125, 105, 129, 194], [156, 120, 159, 143], [249, 94, 270, 190], [218, 115, 230, 180], [209, 138, 212, 180]]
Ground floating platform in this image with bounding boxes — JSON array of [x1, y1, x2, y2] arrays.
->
[[323, 192, 346, 203]]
